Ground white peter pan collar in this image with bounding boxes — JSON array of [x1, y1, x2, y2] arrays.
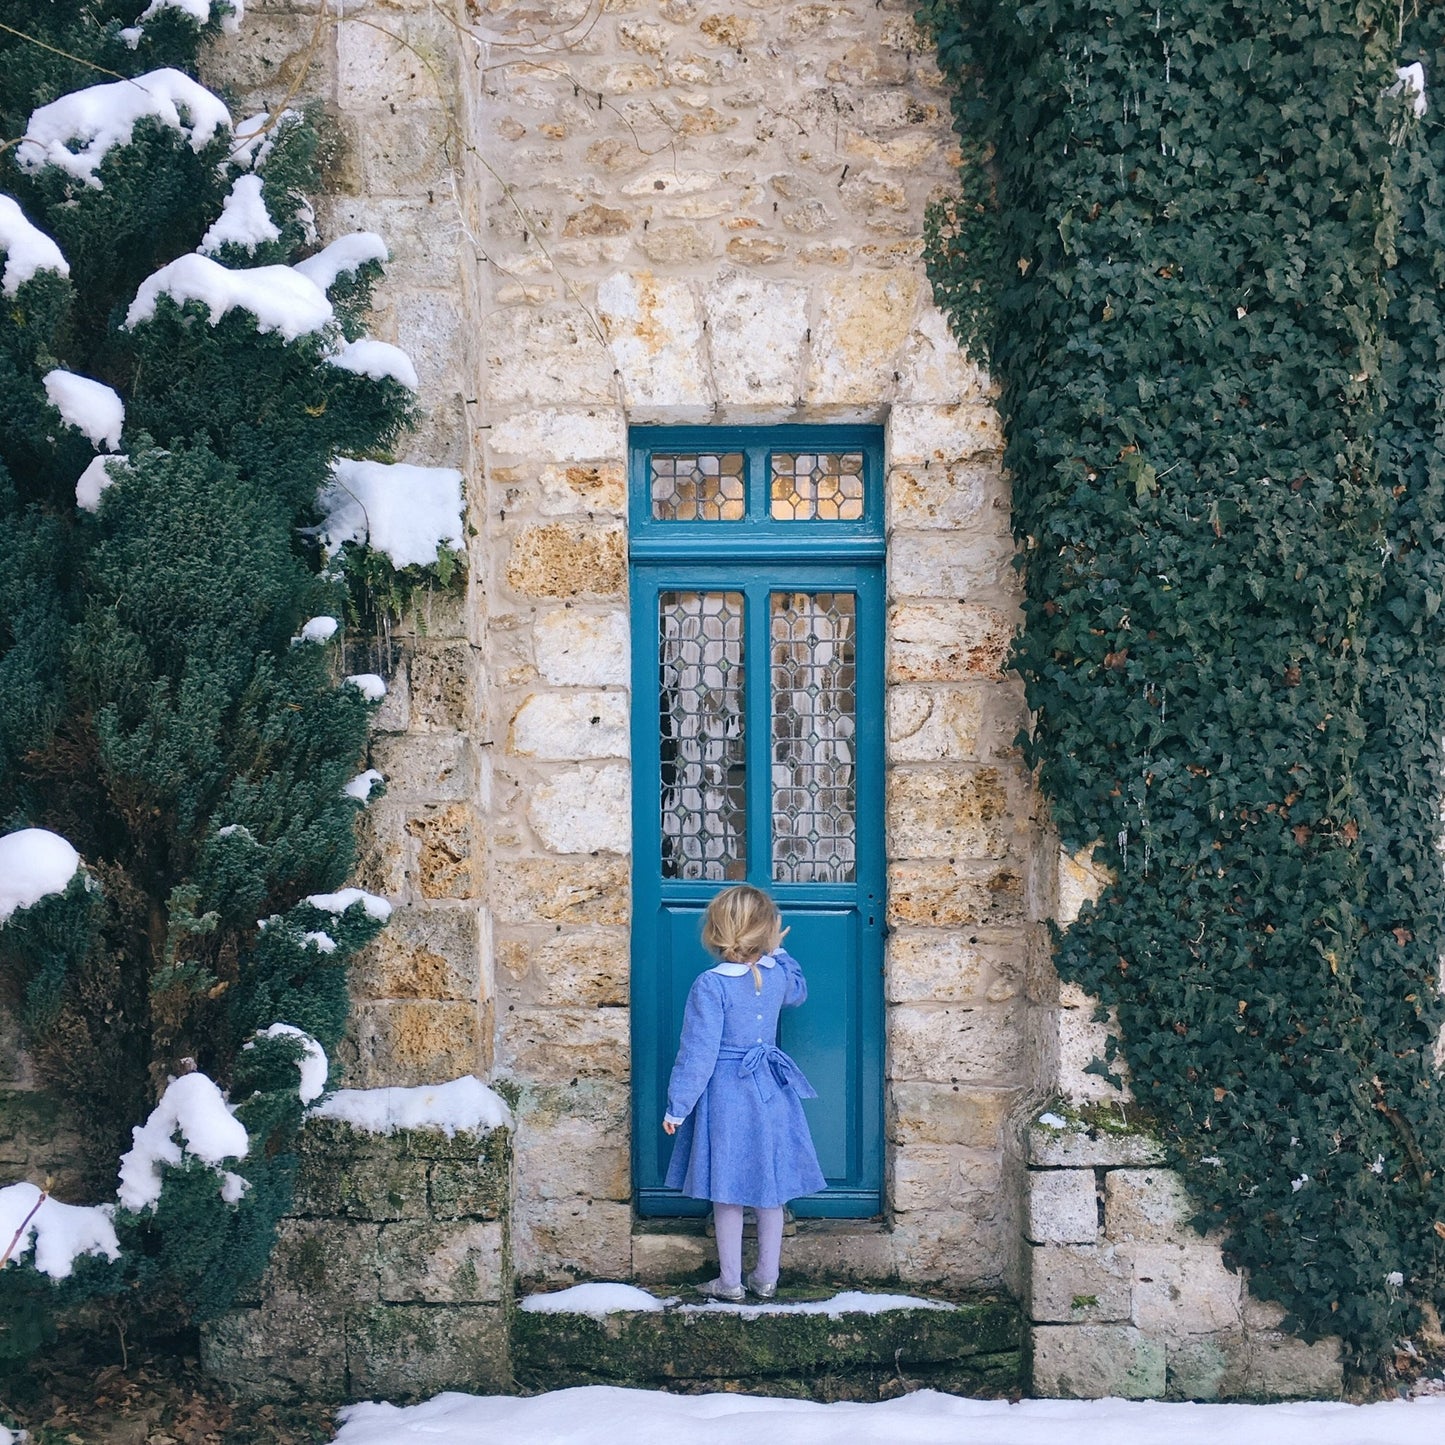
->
[[710, 951, 779, 977]]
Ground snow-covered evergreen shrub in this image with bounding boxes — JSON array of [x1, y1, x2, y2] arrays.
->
[[0, 0, 461, 1351]]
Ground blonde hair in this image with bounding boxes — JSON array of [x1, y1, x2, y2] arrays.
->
[[701, 886, 782, 976]]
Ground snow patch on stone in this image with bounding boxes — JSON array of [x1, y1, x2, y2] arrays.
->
[[521, 1283, 666, 1318], [0, 194, 69, 297], [344, 769, 383, 802], [310, 1076, 512, 1137], [679, 1290, 957, 1319], [116, 1072, 248, 1213]]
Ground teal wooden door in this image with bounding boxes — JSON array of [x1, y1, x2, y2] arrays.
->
[[629, 427, 885, 1217]]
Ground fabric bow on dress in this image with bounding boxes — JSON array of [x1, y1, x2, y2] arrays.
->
[[734, 1044, 817, 1104]]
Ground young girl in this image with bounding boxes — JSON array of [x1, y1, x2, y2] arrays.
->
[[662, 884, 827, 1301]]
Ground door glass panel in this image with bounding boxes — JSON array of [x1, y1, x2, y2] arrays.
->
[[658, 591, 747, 879], [770, 591, 857, 882], [651, 452, 746, 521], [770, 451, 865, 521]]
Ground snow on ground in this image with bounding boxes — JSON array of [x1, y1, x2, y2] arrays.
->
[[199, 174, 279, 255], [116, 1072, 248, 1212], [18, 70, 230, 187], [0, 828, 81, 924], [43, 370, 124, 451], [0, 1182, 119, 1280], [305, 885, 393, 921], [328, 337, 420, 390], [247, 1023, 327, 1104], [0, 194, 69, 296], [294, 232, 388, 291], [679, 1290, 957, 1319], [76, 453, 128, 511], [125, 254, 332, 340], [310, 1076, 513, 1137], [319, 457, 466, 569], [332, 1385, 1445, 1445], [521, 1283, 669, 1317]]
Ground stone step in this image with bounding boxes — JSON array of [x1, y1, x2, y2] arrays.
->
[[513, 1284, 1024, 1401]]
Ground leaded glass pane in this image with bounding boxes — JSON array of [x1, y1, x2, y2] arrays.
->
[[770, 592, 857, 882], [659, 591, 747, 880], [651, 452, 746, 521], [770, 452, 865, 521]]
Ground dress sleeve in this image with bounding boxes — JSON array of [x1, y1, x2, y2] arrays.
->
[[664, 973, 726, 1122], [775, 948, 808, 1008]]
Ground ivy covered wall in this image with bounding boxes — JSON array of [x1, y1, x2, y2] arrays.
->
[[922, 0, 1445, 1375]]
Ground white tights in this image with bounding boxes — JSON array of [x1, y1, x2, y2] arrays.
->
[[713, 1202, 785, 1289]]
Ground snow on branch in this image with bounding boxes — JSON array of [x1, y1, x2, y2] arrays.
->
[[304, 887, 393, 922], [18, 69, 231, 189], [199, 174, 280, 256], [137, 0, 245, 37], [116, 1072, 249, 1213], [0, 1183, 119, 1280], [0, 829, 82, 925], [43, 371, 124, 452], [319, 458, 466, 569], [76, 455, 130, 512], [230, 109, 299, 170], [246, 1023, 327, 1105], [294, 233, 388, 292], [125, 253, 332, 340], [327, 338, 419, 390], [0, 195, 69, 297]]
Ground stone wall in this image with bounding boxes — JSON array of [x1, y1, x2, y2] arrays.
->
[[202, 1112, 513, 1402], [206, 0, 1052, 1296], [1025, 1113, 1343, 1401]]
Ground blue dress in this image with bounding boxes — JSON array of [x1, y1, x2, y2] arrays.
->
[[663, 948, 828, 1208]]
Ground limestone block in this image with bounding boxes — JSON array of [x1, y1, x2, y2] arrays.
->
[[337, 16, 449, 106], [533, 462, 628, 517], [496, 927, 629, 1007], [355, 105, 453, 196], [369, 732, 472, 802], [886, 766, 1013, 860], [199, 1294, 347, 1400], [489, 407, 625, 463], [895, 307, 987, 406], [886, 860, 1025, 928], [889, 404, 1003, 465], [1105, 1169, 1193, 1243], [639, 223, 717, 265], [484, 307, 615, 405], [0, 1006, 35, 1087], [489, 855, 631, 926], [885, 928, 1018, 1004], [702, 274, 810, 405], [515, 1113, 630, 1202], [351, 902, 479, 1002], [1246, 1331, 1343, 1400], [1057, 1002, 1133, 1104], [526, 763, 630, 854], [807, 271, 919, 406], [378, 1220, 505, 1303], [1028, 1119, 1165, 1170], [1165, 1330, 1250, 1401], [405, 803, 481, 901], [534, 608, 630, 685], [293, 1144, 428, 1221], [202, 16, 333, 107], [371, 661, 411, 732], [1132, 1243, 1244, 1337], [888, 531, 1018, 600], [1029, 1243, 1133, 1324], [888, 1003, 1022, 1083], [888, 1083, 1014, 1149], [632, 1228, 711, 1282], [886, 685, 984, 763], [892, 1145, 1001, 1212], [390, 287, 466, 390], [1032, 1324, 1166, 1399], [887, 459, 1000, 532], [409, 643, 476, 733], [497, 1006, 629, 1082], [597, 272, 710, 410], [1057, 843, 1113, 928], [1026, 1169, 1098, 1245], [506, 523, 626, 599], [514, 1196, 632, 1281], [262, 1218, 380, 1302], [430, 1156, 509, 1222], [346, 1000, 481, 1088], [348, 1303, 510, 1399], [887, 601, 1015, 683], [319, 198, 463, 289], [510, 691, 628, 760]]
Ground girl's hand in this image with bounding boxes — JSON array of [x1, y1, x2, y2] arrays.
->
[[662, 1119, 677, 1135]]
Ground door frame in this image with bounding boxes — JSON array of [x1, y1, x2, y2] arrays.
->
[[627, 425, 886, 1218]]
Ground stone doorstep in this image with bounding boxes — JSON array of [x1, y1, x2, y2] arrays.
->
[[512, 1287, 1024, 1399], [630, 1216, 890, 1283]]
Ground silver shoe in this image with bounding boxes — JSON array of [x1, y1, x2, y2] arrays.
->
[[696, 1277, 746, 1303], [745, 1272, 777, 1300]]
